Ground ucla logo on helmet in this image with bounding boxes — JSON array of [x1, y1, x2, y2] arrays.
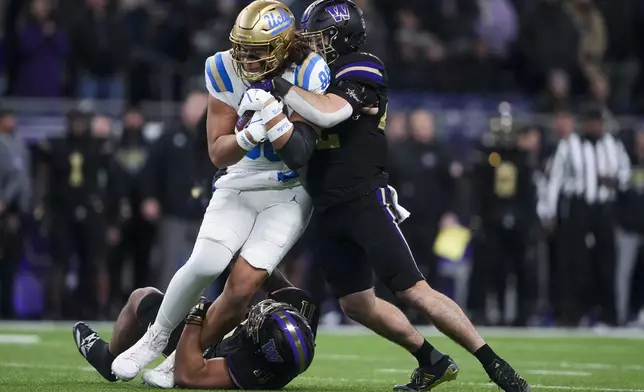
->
[[264, 7, 293, 32], [325, 4, 350, 22]]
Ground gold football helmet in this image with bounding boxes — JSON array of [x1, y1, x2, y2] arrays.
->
[[230, 0, 296, 82]]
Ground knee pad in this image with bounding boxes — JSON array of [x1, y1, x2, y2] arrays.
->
[[184, 238, 234, 280], [136, 292, 165, 328]]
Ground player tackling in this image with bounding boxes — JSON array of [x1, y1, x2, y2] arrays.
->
[[237, 1, 531, 391], [111, 0, 329, 382], [73, 272, 319, 389]]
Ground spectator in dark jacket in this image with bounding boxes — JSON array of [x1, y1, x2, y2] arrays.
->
[[518, 0, 580, 92], [141, 92, 214, 290], [72, 0, 130, 100], [15, 0, 69, 97], [615, 127, 644, 325], [106, 107, 155, 310], [0, 37, 5, 95]]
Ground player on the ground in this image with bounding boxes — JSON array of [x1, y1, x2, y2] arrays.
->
[[74, 273, 319, 389], [111, 0, 329, 382], [236, 1, 530, 391]]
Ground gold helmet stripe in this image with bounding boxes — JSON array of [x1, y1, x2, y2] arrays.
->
[[296, 53, 322, 89], [206, 53, 234, 93]]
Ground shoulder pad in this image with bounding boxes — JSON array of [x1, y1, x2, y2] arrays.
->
[[293, 52, 329, 93], [204, 51, 234, 95], [332, 52, 387, 88]]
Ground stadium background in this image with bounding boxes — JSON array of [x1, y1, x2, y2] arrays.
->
[[1, 0, 644, 330]]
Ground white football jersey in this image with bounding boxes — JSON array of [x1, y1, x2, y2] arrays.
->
[[204, 49, 330, 190]]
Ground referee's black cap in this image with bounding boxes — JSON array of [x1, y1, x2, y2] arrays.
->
[[580, 102, 605, 120]]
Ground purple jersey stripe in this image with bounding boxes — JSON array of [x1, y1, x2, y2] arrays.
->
[[337, 70, 383, 83], [336, 61, 385, 74]]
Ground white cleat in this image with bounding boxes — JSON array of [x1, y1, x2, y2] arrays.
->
[[142, 351, 176, 389], [111, 324, 170, 381]]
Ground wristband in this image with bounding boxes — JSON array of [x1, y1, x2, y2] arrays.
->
[[261, 100, 284, 125], [267, 117, 293, 143], [236, 130, 256, 151]]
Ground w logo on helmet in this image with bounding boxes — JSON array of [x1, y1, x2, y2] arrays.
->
[[325, 4, 350, 22], [261, 339, 284, 363]]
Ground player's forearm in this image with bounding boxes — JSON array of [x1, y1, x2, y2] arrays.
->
[[175, 324, 209, 388], [273, 78, 352, 127], [209, 134, 249, 167]]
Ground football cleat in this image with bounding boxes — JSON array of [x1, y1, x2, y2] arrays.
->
[[393, 356, 459, 391], [485, 359, 530, 392], [111, 324, 170, 381], [72, 321, 118, 382], [142, 351, 176, 389]]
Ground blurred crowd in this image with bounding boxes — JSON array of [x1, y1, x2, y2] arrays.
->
[[1, 0, 644, 328], [2, 0, 644, 113]]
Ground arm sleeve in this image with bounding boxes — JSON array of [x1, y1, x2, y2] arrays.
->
[[276, 121, 318, 171]]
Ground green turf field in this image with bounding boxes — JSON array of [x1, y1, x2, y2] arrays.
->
[[0, 324, 643, 392]]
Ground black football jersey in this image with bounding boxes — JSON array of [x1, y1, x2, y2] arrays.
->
[[305, 52, 390, 208]]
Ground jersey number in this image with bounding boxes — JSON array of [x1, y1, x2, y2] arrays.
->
[[69, 152, 84, 187], [247, 142, 281, 162], [318, 68, 331, 91], [299, 301, 317, 324], [494, 162, 518, 198]]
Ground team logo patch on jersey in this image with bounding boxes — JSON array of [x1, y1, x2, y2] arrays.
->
[[325, 4, 350, 22]]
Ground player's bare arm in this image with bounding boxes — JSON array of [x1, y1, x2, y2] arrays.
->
[[174, 304, 235, 389], [207, 96, 261, 167]]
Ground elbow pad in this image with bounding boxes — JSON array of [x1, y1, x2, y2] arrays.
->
[[277, 121, 318, 171]]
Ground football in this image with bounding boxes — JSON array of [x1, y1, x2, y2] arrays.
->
[[235, 110, 257, 133]]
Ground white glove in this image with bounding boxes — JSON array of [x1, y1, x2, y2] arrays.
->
[[237, 89, 273, 117], [244, 112, 268, 143], [235, 111, 267, 151]]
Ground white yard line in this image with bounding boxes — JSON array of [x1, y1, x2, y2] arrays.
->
[[1, 322, 643, 339], [525, 370, 591, 377], [0, 334, 40, 344], [0, 361, 94, 372], [0, 361, 642, 392], [378, 368, 592, 377]]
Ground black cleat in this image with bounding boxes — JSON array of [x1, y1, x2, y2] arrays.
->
[[72, 321, 118, 382], [485, 359, 530, 392], [393, 356, 459, 391]]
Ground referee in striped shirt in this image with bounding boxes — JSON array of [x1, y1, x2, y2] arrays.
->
[[538, 104, 630, 326]]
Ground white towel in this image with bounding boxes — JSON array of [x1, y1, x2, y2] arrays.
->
[[387, 185, 411, 223]]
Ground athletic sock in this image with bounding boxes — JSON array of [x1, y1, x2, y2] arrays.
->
[[87, 338, 117, 381], [413, 340, 445, 367], [474, 344, 501, 368]]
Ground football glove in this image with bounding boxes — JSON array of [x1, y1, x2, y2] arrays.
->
[[237, 89, 273, 116]]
